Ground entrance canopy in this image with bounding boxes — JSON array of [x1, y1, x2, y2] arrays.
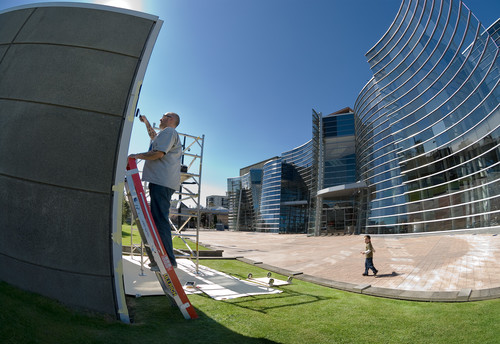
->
[[317, 181, 367, 199]]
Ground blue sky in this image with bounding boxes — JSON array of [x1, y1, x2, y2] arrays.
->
[[2, 0, 499, 205]]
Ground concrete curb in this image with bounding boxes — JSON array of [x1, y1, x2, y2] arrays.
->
[[235, 257, 500, 302]]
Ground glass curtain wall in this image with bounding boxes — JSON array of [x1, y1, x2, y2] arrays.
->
[[309, 109, 323, 234], [320, 111, 359, 234], [486, 19, 499, 47], [256, 158, 282, 232], [355, 0, 500, 234], [227, 177, 241, 231], [252, 142, 314, 233], [323, 114, 357, 187], [227, 170, 262, 231], [279, 140, 314, 233]]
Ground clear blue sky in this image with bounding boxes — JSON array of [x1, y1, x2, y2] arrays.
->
[[2, 0, 499, 205]]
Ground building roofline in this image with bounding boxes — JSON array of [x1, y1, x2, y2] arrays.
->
[[328, 107, 354, 116]]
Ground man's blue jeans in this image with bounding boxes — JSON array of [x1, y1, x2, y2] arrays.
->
[[149, 183, 177, 267]]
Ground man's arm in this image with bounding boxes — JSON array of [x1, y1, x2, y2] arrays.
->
[[129, 150, 165, 160], [139, 115, 157, 140]]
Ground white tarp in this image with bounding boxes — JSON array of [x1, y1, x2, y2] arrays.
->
[[122, 256, 282, 300]]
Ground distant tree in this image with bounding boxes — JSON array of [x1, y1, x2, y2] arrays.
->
[[122, 197, 132, 224], [201, 213, 207, 228]]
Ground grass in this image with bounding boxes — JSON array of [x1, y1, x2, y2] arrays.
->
[[121, 224, 209, 251], [1, 259, 499, 344], [121, 223, 142, 245]]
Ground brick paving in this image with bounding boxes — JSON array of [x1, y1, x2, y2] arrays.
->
[[198, 230, 500, 294]]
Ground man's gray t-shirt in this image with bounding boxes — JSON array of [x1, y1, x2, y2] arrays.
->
[[142, 127, 182, 190]]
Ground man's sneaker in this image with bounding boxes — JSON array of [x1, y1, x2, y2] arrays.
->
[[374, 269, 378, 276], [362, 273, 368, 276], [150, 264, 160, 272]]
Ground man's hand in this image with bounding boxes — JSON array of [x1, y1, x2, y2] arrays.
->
[[139, 114, 157, 140], [128, 150, 164, 161]]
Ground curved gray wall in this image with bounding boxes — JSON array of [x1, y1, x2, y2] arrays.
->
[[0, 3, 162, 321]]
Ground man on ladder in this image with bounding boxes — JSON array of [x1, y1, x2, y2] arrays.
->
[[128, 111, 182, 268]]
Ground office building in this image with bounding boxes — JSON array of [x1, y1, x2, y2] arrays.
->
[[228, 0, 499, 235], [355, 0, 499, 233]]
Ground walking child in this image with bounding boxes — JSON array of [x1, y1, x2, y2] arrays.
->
[[361, 235, 378, 276]]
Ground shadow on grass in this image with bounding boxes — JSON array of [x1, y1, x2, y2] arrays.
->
[[211, 286, 335, 314], [128, 295, 278, 343], [1, 281, 278, 344]]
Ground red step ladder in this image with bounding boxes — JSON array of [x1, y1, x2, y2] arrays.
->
[[124, 158, 198, 320]]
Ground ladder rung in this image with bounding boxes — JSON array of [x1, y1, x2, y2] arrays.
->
[[176, 192, 199, 197], [178, 132, 203, 140], [183, 153, 201, 158]]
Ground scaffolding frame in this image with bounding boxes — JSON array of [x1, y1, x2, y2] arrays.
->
[[126, 131, 204, 273], [170, 132, 205, 273]]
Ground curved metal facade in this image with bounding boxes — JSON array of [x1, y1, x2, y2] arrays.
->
[[228, 141, 314, 234], [278, 141, 314, 233], [227, 169, 263, 231], [354, 0, 500, 233], [256, 158, 282, 232]]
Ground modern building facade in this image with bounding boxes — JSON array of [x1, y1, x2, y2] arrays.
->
[[228, 143, 315, 233], [314, 108, 362, 235], [228, 0, 499, 235], [227, 163, 264, 231], [206, 195, 229, 208], [269, 140, 314, 233], [487, 18, 499, 47], [228, 109, 354, 234], [355, 0, 499, 234]]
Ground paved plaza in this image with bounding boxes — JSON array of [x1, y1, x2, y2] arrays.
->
[[197, 230, 500, 301]]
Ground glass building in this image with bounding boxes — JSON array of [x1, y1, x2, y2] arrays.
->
[[314, 108, 361, 235], [228, 0, 499, 235], [256, 158, 283, 232], [228, 110, 353, 234], [277, 141, 314, 233], [487, 18, 499, 47], [355, 0, 500, 234], [228, 141, 314, 233], [227, 169, 262, 231]]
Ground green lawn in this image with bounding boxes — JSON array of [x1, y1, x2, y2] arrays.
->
[[122, 224, 209, 251], [1, 259, 499, 344], [122, 224, 142, 245]]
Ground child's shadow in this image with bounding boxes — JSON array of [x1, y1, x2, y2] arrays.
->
[[375, 271, 401, 278]]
